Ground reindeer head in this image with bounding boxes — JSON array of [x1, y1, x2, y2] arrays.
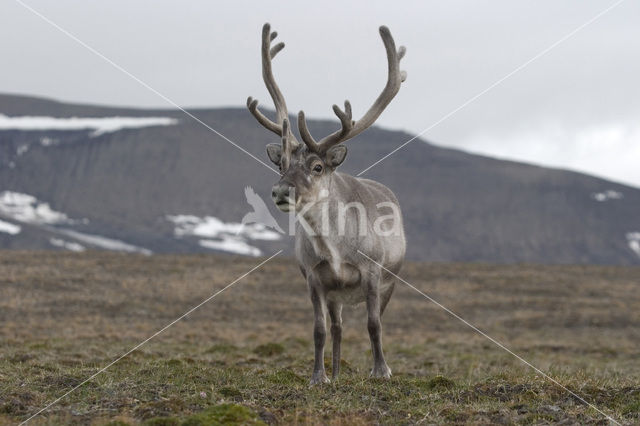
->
[[248, 23, 406, 212]]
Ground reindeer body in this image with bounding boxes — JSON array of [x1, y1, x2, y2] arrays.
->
[[248, 23, 407, 384], [295, 172, 405, 298], [294, 172, 405, 383]]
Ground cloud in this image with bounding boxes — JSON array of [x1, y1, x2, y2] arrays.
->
[[453, 121, 640, 188], [2, 0, 639, 186]]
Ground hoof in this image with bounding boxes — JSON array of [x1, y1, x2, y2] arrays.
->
[[370, 364, 392, 379], [309, 372, 330, 385]]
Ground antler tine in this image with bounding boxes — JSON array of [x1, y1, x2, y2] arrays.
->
[[297, 110, 321, 152], [281, 117, 290, 144], [313, 25, 407, 152], [281, 118, 293, 169], [247, 23, 299, 148], [270, 41, 285, 59], [247, 97, 280, 135], [332, 100, 354, 136], [296, 100, 353, 153]]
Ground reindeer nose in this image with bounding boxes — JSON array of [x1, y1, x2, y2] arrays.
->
[[271, 183, 292, 202]]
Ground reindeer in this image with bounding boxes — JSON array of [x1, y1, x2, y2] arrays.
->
[[247, 23, 406, 385]]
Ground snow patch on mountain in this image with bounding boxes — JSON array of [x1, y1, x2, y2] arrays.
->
[[199, 238, 262, 256], [627, 232, 640, 258], [167, 215, 281, 256], [0, 191, 75, 225], [16, 144, 29, 156], [167, 215, 280, 240], [40, 137, 58, 146], [57, 229, 152, 255], [0, 191, 150, 254], [50, 238, 85, 252], [592, 190, 623, 202], [0, 219, 21, 235], [0, 114, 178, 136]]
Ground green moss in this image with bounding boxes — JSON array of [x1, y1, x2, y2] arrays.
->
[[143, 417, 181, 426], [267, 369, 305, 385], [219, 386, 243, 400], [622, 400, 640, 416], [181, 404, 264, 426], [423, 375, 456, 391], [253, 343, 285, 357]]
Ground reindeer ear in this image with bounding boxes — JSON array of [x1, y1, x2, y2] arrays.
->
[[266, 143, 282, 165], [326, 145, 347, 167]]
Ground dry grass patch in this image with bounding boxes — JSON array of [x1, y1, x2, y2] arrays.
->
[[0, 251, 639, 424]]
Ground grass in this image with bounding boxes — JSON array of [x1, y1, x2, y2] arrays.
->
[[0, 251, 639, 424]]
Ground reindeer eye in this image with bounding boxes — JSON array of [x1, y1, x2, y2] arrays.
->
[[313, 164, 323, 173]]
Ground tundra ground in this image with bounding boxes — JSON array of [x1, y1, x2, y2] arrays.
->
[[0, 251, 639, 425]]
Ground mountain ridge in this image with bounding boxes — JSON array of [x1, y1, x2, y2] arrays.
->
[[1, 93, 639, 264]]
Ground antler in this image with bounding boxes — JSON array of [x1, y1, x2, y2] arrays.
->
[[298, 25, 406, 153], [247, 23, 300, 149]]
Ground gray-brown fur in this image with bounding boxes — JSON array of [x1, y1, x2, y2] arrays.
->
[[248, 23, 407, 385]]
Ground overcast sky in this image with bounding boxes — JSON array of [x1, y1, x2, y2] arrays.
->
[[1, 0, 639, 188]]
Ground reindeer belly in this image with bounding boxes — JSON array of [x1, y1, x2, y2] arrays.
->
[[324, 270, 394, 305], [313, 260, 364, 305], [327, 286, 365, 305]]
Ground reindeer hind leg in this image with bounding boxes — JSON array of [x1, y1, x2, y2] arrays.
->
[[379, 279, 395, 316]]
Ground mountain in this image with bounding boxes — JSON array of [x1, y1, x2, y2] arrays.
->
[[1, 93, 639, 264]]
